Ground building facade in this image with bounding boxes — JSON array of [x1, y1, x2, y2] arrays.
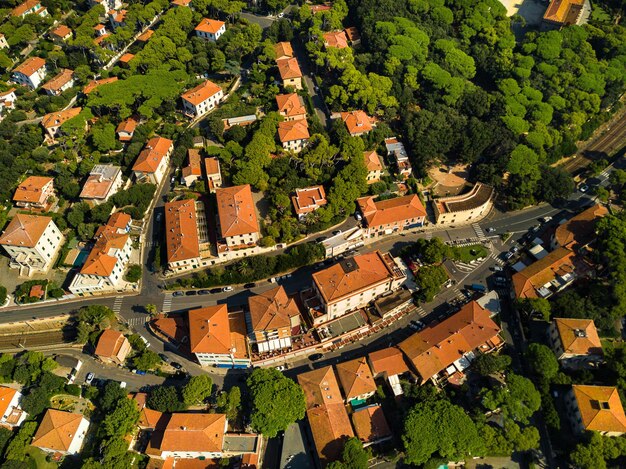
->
[[215, 185, 261, 248], [12, 56, 47, 89], [194, 18, 226, 41], [181, 80, 223, 118], [357, 194, 426, 237], [132, 136, 173, 184], [565, 385, 626, 437], [432, 183, 494, 225], [549, 318, 603, 369], [13, 176, 55, 210]]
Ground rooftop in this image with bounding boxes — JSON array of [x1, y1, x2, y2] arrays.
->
[[351, 404, 391, 444], [41, 107, 82, 129], [80, 223, 129, 277], [13, 56, 46, 77], [182, 149, 203, 179], [94, 329, 127, 358], [79, 164, 121, 199], [435, 183, 494, 214], [31, 409, 85, 452], [51, 24, 72, 38], [341, 111, 375, 135], [292, 186, 326, 216], [276, 93, 306, 118], [323, 30, 349, 48], [181, 80, 222, 106], [247, 285, 300, 333], [276, 57, 302, 80], [0, 214, 53, 248], [544, 0, 584, 24], [132, 136, 173, 173], [274, 41, 293, 59], [278, 119, 310, 143], [165, 199, 200, 263], [335, 357, 376, 401], [512, 247, 576, 298], [42, 69, 74, 92], [83, 77, 118, 95], [215, 185, 260, 238], [13, 176, 53, 204], [572, 385, 626, 433], [554, 204, 608, 250], [357, 194, 426, 229], [363, 151, 383, 172], [368, 347, 409, 377], [195, 18, 225, 34], [149, 413, 226, 454], [554, 318, 603, 357]]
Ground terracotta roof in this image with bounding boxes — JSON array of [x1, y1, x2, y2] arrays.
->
[[80, 224, 129, 277], [181, 80, 222, 106], [368, 347, 409, 377], [274, 42, 293, 59], [108, 212, 131, 230], [95, 329, 127, 358], [205, 157, 220, 176], [276, 93, 305, 118], [276, 57, 302, 80], [13, 176, 53, 204], [42, 69, 74, 93], [292, 185, 326, 216], [182, 149, 202, 179], [363, 151, 383, 172], [94, 33, 111, 46], [554, 204, 608, 250], [51, 24, 72, 39], [137, 29, 154, 42], [297, 367, 354, 465], [278, 119, 309, 143], [79, 165, 121, 200], [172, 0, 192, 5], [41, 107, 81, 129], [116, 117, 137, 139], [572, 385, 626, 433], [13, 56, 46, 77], [152, 316, 187, 343], [165, 199, 200, 263], [357, 194, 426, 229], [335, 357, 376, 400], [312, 251, 402, 304], [554, 318, 603, 357], [215, 185, 260, 238], [310, 4, 332, 13], [119, 53, 134, 63], [0, 214, 53, 248], [0, 387, 18, 417], [132, 136, 173, 173], [188, 305, 231, 355], [83, 77, 118, 95], [344, 26, 360, 42], [398, 301, 501, 382], [341, 111, 374, 135], [169, 460, 220, 469], [543, 0, 584, 24], [351, 405, 391, 444], [31, 409, 85, 452], [247, 285, 300, 333], [150, 413, 226, 454], [323, 30, 349, 48], [512, 247, 576, 298], [12, 0, 42, 17], [195, 18, 225, 34]]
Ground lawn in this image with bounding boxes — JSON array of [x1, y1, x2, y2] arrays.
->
[[454, 244, 489, 263], [24, 446, 58, 469]]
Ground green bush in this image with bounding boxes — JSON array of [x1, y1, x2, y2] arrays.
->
[[124, 264, 142, 283]]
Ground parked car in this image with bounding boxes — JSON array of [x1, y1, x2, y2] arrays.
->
[[222, 286, 233, 292], [85, 372, 94, 385], [504, 251, 515, 260], [158, 354, 169, 362], [210, 288, 222, 294], [332, 230, 342, 236], [243, 283, 256, 289], [156, 213, 162, 222], [492, 266, 504, 272], [132, 369, 147, 375], [172, 291, 184, 297], [275, 365, 286, 371], [140, 336, 151, 348], [171, 362, 183, 370], [198, 289, 211, 295], [540, 216, 552, 223], [308, 353, 324, 361], [185, 290, 197, 296], [579, 183, 589, 193], [511, 246, 519, 253], [486, 227, 496, 233]]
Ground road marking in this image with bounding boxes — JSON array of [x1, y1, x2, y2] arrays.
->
[[472, 223, 485, 240], [162, 295, 173, 314], [112, 296, 124, 313], [128, 317, 149, 326]]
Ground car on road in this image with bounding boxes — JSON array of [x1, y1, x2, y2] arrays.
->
[[222, 286, 233, 292], [243, 283, 256, 289], [172, 291, 183, 297], [409, 320, 424, 331], [85, 372, 94, 385], [171, 362, 183, 370], [511, 246, 519, 253], [185, 290, 197, 296], [486, 227, 496, 233], [198, 289, 211, 295], [540, 216, 552, 223], [156, 213, 162, 222], [140, 336, 151, 348], [492, 266, 503, 272], [308, 353, 324, 361], [278, 11, 285, 17], [132, 369, 146, 375], [315, 236, 326, 243], [332, 230, 341, 236], [210, 288, 222, 294], [579, 183, 589, 193], [504, 251, 515, 260], [275, 365, 286, 371], [158, 354, 169, 362]]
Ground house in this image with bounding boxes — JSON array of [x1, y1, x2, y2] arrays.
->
[[12, 56, 47, 89], [13, 176, 55, 210], [11, 0, 48, 18], [83, 77, 118, 95], [0, 88, 16, 121], [0, 214, 63, 276], [247, 285, 301, 353], [94, 33, 114, 50], [385, 137, 412, 179], [341, 111, 375, 137], [147, 413, 227, 459], [274, 42, 293, 60], [323, 30, 349, 48], [94, 24, 107, 37], [31, 410, 89, 455], [137, 29, 155, 42], [204, 157, 222, 193], [351, 405, 392, 447], [551, 204, 608, 251], [188, 305, 250, 368], [368, 347, 410, 396], [549, 318, 603, 369], [276, 58, 303, 90], [94, 329, 131, 365], [278, 120, 310, 153], [109, 9, 127, 29], [172, 0, 192, 6], [398, 301, 503, 386], [0, 387, 27, 427], [80, 164, 123, 204], [119, 53, 134, 66], [181, 80, 223, 119], [195, 18, 226, 41], [335, 357, 376, 405], [310, 3, 332, 13], [512, 247, 577, 299], [68, 213, 133, 295], [433, 183, 494, 226], [108, 212, 132, 233], [132, 136, 174, 184], [42, 69, 75, 96], [116, 117, 137, 142], [41, 107, 83, 140], [357, 194, 426, 237], [344, 26, 361, 45], [542, 0, 587, 30], [0, 34, 8, 49], [90, 0, 122, 10], [297, 366, 354, 467], [363, 151, 383, 184], [164, 199, 210, 272], [276, 93, 306, 121], [222, 114, 257, 130], [50, 25, 72, 42], [292, 186, 327, 220], [309, 251, 406, 326], [565, 385, 626, 436], [181, 149, 202, 187], [215, 185, 260, 248]]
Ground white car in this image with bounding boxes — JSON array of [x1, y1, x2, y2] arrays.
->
[[85, 372, 94, 385], [541, 216, 552, 223], [223, 286, 233, 292], [275, 365, 286, 371], [278, 11, 285, 17]]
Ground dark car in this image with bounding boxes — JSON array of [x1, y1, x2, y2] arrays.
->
[[185, 290, 197, 296], [158, 353, 169, 362], [332, 230, 341, 236], [308, 353, 324, 361], [198, 289, 211, 295], [316, 236, 326, 242], [210, 288, 222, 294], [243, 283, 256, 289], [172, 291, 184, 297], [171, 362, 183, 370]]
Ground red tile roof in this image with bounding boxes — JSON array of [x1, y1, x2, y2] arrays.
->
[[13, 56, 46, 77], [13, 176, 53, 204], [195, 18, 225, 34], [0, 214, 53, 248], [323, 31, 349, 48], [132, 136, 173, 173], [572, 385, 626, 433], [276, 58, 302, 80], [95, 329, 127, 359], [363, 150, 383, 172], [189, 305, 231, 355], [31, 410, 85, 452], [335, 357, 376, 400], [50, 25, 72, 39], [149, 413, 226, 454], [41, 107, 82, 129], [351, 404, 391, 444], [247, 285, 300, 333], [42, 68, 74, 93], [512, 247, 576, 298], [181, 80, 222, 106], [357, 194, 426, 229], [292, 185, 326, 216], [80, 224, 129, 277], [554, 204, 608, 250], [274, 42, 293, 59], [83, 77, 118, 95], [341, 110, 375, 135], [276, 93, 306, 118], [165, 199, 200, 263], [278, 119, 309, 143], [215, 185, 260, 238], [368, 347, 409, 377], [554, 318, 603, 357]]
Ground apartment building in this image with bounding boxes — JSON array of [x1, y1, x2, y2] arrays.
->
[[181, 80, 223, 118], [204, 157, 222, 193], [291, 185, 327, 220], [13, 176, 55, 210], [276, 57, 303, 90], [194, 18, 226, 41], [341, 110, 376, 137], [512, 247, 577, 299], [278, 119, 310, 153], [357, 194, 426, 237], [11, 0, 48, 18], [79, 164, 123, 204], [181, 149, 202, 187], [276, 93, 306, 121], [41, 107, 83, 140], [565, 385, 626, 437], [215, 185, 260, 248], [41, 69, 75, 96], [31, 410, 89, 455], [164, 199, 211, 272], [432, 183, 494, 225], [12, 56, 47, 89], [94, 329, 131, 365], [549, 318, 603, 369], [132, 136, 173, 184]]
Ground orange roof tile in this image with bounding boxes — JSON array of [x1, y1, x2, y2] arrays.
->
[[357, 194, 426, 229], [274, 42, 293, 59], [116, 117, 137, 139], [165, 199, 200, 263], [215, 185, 260, 238], [181, 80, 222, 106], [341, 110, 374, 135], [83, 77, 118, 95], [137, 29, 154, 42], [108, 212, 131, 230], [512, 247, 576, 298], [543, 0, 584, 24], [50, 24, 72, 39], [398, 301, 501, 382], [182, 149, 202, 180], [310, 3, 331, 13], [41, 107, 81, 129], [335, 357, 376, 400], [12, 0, 42, 17], [94, 329, 127, 358], [363, 150, 383, 172], [344, 26, 360, 42], [139, 407, 164, 429], [0, 214, 53, 248], [276, 57, 302, 80], [150, 413, 226, 453], [31, 409, 85, 452], [188, 305, 231, 355], [170, 460, 220, 469], [195, 18, 225, 34], [204, 157, 220, 176], [13, 176, 53, 204], [278, 119, 309, 143], [172, 0, 192, 5], [119, 53, 134, 63], [368, 347, 409, 377], [132, 136, 173, 173], [42, 69, 74, 93], [572, 385, 626, 433], [351, 404, 391, 444], [554, 204, 608, 250], [13, 56, 46, 77], [292, 186, 326, 216], [323, 30, 349, 48], [0, 387, 18, 419], [80, 224, 129, 277], [276, 93, 306, 118], [554, 318, 603, 357], [94, 33, 111, 46], [29, 284, 45, 298], [248, 285, 300, 333], [79, 166, 121, 200]]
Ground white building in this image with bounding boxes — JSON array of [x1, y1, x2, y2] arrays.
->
[[31, 410, 89, 455], [11, 0, 48, 18], [215, 185, 261, 248], [0, 387, 27, 427], [79, 164, 123, 204], [181, 80, 223, 119], [204, 157, 222, 193], [0, 34, 8, 49], [12, 56, 47, 89], [278, 120, 310, 153], [89, 0, 123, 11], [164, 199, 212, 273], [194, 18, 226, 41], [0, 214, 64, 277], [41, 68, 75, 96], [132, 136, 173, 185], [0, 88, 16, 122]]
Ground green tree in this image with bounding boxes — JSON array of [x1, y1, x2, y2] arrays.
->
[[102, 397, 140, 437], [216, 386, 241, 421], [182, 375, 213, 406], [132, 350, 161, 371], [148, 385, 185, 412], [525, 343, 559, 381], [414, 265, 448, 302], [247, 368, 306, 437], [481, 373, 541, 424], [473, 353, 512, 376], [124, 264, 142, 282], [4, 421, 37, 462], [516, 298, 551, 321], [327, 437, 371, 469]]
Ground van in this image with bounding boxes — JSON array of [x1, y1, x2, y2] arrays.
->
[[470, 283, 486, 293]]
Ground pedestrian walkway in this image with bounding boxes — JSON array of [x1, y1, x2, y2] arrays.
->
[[600, 167, 611, 178], [490, 252, 505, 266], [451, 287, 467, 302], [162, 294, 173, 314], [455, 261, 479, 272], [127, 316, 149, 326], [472, 223, 485, 239], [414, 305, 427, 318], [112, 296, 124, 314]]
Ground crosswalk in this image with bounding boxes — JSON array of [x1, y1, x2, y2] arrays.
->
[[112, 296, 124, 313], [454, 260, 479, 272], [490, 252, 505, 266], [451, 287, 467, 302], [127, 317, 149, 326], [414, 305, 427, 318], [472, 223, 485, 240], [599, 168, 611, 178], [162, 295, 173, 314]]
